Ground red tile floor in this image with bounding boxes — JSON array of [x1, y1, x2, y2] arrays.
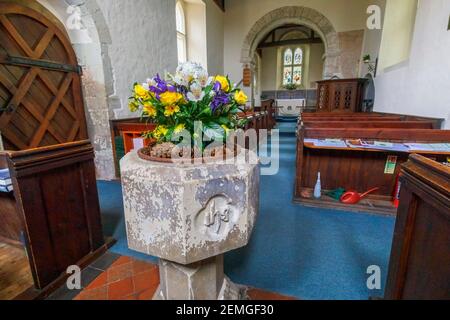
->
[[74, 256, 295, 300]]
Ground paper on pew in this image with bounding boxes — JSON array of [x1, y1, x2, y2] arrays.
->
[[405, 143, 450, 152], [0, 168, 13, 192], [304, 138, 347, 148], [0, 168, 12, 187], [0, 184, 13, 193], [346, 139, 409, 152]]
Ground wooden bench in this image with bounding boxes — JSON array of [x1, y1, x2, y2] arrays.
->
[[302, 112, 443, 128], [384, 154, 450, 299], [110, 118, 157, 178], [301, 116, 404, 122], [294, 127, 450, 215], [0, 141, 113, 298], [302, 121, 435, 129]]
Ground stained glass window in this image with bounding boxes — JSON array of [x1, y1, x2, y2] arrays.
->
[[282, 47, 303, 87], [294, 48, 303, 65], [283, 67, 292, 85], [293, 66, 302, 85], [284, 48, 292, 65]]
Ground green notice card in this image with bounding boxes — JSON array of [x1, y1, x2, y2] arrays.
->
[[384, 155, 397, 174]]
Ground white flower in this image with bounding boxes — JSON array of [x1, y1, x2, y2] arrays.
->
[[173, 74, 188, 87], [147, 78, 157, 87], [186, 81, 205, 102], [175, 61, 208, 87], [141, 82, 150, 90], [206, 76, 215, 86]]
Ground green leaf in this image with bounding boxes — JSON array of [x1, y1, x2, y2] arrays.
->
[[203, 122, 225, 140]]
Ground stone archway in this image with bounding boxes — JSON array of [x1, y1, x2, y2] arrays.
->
[[241, 6, 342, 78]]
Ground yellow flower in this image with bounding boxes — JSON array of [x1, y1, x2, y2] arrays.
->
[[159, 91, 183, 106], [134, 84, 149, 99], [143, 102, 157, 117], [153, 125, 168, 140], [221, 124, 230, 134], [164, 105, 180, 117], [215, 75, 230, 92], [128, 101, 139, 112], [174, 124, 186, 134], [234, 90, 248, 105]]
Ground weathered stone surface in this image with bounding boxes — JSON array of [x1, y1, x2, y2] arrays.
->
[[120, 151, 260, 265], [153, 256, 246, 300]]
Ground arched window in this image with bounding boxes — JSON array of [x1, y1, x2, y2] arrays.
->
[[176, 2, 187, 63], [282, 47, 303, 87]]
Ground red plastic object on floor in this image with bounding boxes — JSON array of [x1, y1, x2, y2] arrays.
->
[[392, 173, 402, 208], [340, 187, 380, 204]]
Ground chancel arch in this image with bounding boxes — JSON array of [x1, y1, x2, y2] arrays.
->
[[241, 6, 342, 79]]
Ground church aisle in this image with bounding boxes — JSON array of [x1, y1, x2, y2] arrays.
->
[[97, 122, 395, 300]]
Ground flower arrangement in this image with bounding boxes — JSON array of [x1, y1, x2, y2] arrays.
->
[[128, 62, 248, 155], [283, 83, 298, 91]]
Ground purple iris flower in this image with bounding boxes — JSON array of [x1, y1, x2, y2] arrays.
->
[[149, 73, 171, 95], [213, 81, 221, 92], [211, 92, 230, 111]]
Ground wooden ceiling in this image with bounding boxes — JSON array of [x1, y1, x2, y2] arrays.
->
[[257, 24, 323, 49], [213, 0, 225, 11]]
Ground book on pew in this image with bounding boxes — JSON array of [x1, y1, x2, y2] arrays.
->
[[0, 168, 12, 187]]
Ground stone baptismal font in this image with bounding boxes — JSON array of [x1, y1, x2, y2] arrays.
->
[[121, 152, 259, 300]]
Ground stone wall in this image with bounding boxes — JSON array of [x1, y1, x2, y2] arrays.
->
[[95, 0, 178, 120], [338, 30, 365, 78], [37, 0, 179, 179], [374, 0, 450, 129]]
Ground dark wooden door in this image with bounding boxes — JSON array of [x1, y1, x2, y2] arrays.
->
[[0, 2, 88, 150]]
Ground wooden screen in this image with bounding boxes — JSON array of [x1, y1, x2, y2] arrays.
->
[[0, 2, 88, 150]]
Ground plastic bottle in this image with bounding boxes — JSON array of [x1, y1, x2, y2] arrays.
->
[[314, 172, 322, 199]]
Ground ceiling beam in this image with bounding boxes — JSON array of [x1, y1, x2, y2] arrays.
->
[[212, 0, 225, 11], [258, 37, 323, 49]]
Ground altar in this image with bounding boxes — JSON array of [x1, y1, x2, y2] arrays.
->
[[276, 99, 305, 117]]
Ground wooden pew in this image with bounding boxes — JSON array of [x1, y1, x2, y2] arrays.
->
[[302, 112, 443, 128], [262, 99, 276, 129], [384, 154, 450, 299], [301, 116, 404, 122], [0, 141, 114, 298], [110, 118, 157, 178], [302, 121, 435, 129], [302, 112, 385, 117], [294, 127, 450, 215]]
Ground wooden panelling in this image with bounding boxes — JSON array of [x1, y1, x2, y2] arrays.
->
[[0, 140, 106, 289], [0, 192, 22, 246], [385, 155, 450, 299], [302, 121, 434, 129], [0, 2, 88, 150], [316, 78, 367, 112]]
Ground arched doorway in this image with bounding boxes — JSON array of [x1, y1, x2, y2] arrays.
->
[[0, 0, 116, 179], [241, 6, 342, 80], [0, 1, 88, 150], [256, 23, 326, 109]]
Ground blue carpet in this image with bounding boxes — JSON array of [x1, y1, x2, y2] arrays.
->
[[97, 122, 395, 300]]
